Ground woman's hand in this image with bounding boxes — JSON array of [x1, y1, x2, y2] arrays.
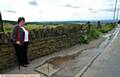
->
[[16, 41, 21, 45]]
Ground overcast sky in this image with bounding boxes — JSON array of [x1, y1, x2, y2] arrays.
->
[[0, 0, 120, 22]]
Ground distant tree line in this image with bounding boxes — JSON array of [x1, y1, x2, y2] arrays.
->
[[3, 20, 17, 25]]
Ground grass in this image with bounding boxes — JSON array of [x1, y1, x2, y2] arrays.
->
[[79, 27, 101, 44], [79, 23, 117, 44], [99, 23, 116, 33], [3, 23, 13, 32]]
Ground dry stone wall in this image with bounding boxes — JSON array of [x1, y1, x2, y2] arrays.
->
[[0, 25, 88, 71]]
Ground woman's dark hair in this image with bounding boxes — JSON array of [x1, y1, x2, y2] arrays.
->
[[18, 17, 25, 23]]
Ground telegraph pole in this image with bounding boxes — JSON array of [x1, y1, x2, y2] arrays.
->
[[113, 0, 118, 23], [116, 4, 119, 23]]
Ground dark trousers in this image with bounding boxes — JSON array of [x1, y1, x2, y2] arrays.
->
[[14, 42, 29, 65]]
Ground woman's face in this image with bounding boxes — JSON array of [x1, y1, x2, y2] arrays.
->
[[19, 20, 25, 27]]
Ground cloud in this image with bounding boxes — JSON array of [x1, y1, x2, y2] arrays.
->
[[29, 0, 38, 6], [99, 8, 120, 12], [73, 13, 79, 16], [38, 11, 43, 13], [107, 3, 114, 7], [90, 10, 98, 13], [88, 8, 94, 11], [102, 8, 114, 12], [0, 0, 120, 21], [64, 4, 80, 8], [3, 10, 16, 13], [88, 8, 98, 13]]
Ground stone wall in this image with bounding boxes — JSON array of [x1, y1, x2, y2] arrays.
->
[[0, 25, 88, 71]]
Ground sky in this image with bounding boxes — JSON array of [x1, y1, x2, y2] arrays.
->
[[0, 0, 120, 22]]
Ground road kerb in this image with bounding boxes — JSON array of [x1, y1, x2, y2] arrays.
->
[[74, 52, 101, 77]]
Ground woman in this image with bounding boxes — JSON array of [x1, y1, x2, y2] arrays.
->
[[11, 17, 30, 68]]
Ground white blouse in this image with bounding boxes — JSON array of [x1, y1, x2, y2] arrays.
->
[[21, 27, 29, 42]]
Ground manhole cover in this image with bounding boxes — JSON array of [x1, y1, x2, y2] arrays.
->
[[34, 56, 73, 77], [35, 63, 60, 77]]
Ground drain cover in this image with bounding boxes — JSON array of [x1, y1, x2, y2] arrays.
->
[[35, 63, 60, 77]]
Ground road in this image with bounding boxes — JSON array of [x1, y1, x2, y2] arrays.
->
[[82, 26, 120, 77]]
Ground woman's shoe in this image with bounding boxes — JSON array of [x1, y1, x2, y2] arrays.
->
[[21, 64, 28, 67], [25, 62, 30, 65]]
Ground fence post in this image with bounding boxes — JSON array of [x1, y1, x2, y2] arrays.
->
[[87, 21, 91, 32], [0, 12, 5, 44], [0, 12, 4, 32], [97, 21, 101, 29]]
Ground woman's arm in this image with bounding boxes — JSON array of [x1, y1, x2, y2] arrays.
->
[[11, 26, 20, 45], [11, 26, 17, 43]]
